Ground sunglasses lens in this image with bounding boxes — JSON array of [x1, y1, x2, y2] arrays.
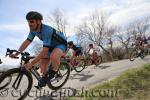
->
[[30, 21, 34, 23], [28, 20, 35, 23]]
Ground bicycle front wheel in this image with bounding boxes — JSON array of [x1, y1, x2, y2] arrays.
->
[[47, 61, 70, 90], [0, 68, 33, 100], [74, 59, 85, 72]]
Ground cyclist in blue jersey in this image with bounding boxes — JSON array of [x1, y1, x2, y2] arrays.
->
[[9, 11, 67, 88]]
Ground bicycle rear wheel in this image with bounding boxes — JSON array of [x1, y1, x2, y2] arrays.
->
[[94, 56, 102, 66], [0, 68, 33, 100], [130, 50, 138, 61], [47, 61, 70, 90]]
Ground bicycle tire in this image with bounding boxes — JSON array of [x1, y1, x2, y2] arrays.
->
[[143, 49, 149, 57], [130, 50, 137, 61], [94, 56, 102, 66], [0, 68, 33, 100], [74, 59, 86, 72], [47, 61, 70, 90]]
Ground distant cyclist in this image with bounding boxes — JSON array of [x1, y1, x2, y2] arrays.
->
[[67, 41, 83, 57], [87, 44, 94, 56], [142, 35, 148, 47], [135, 34, 147, 56], [65, 42, 74, 58], [147, 35, 150, 48], [135, 35, 143, 48], [9, 11, 67, 88]]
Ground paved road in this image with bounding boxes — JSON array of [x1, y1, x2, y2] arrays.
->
[[0, 56, 150, 100]]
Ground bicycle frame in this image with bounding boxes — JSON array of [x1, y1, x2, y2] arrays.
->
[[13, 58, 70, 89], [4, 49, 42, 90]]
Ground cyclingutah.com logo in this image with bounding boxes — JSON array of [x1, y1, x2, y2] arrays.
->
[[0, 87, 119, 98], [0, 88, 9, 97]]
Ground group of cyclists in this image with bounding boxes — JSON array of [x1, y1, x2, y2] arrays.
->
[[7, 11, 98, 89], [135, 35, 150, 48], [133, 34, 150, 56], [129, 34, 150, 61], [65, 41, 96, 60]]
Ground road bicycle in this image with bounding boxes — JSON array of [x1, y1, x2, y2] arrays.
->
[[129, 44, 148, 61], [84, 51, 102, 66], [0, 48, 70, 100]]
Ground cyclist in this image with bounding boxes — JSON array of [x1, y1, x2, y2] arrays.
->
[[147, 35, 150, 48], [65, 42, 74, 58], [67, 41, 83, 65], [67, 41, 83, 57], [135, 35, 143, 47], [141, 35, 150, 55], [142, 35, 148, 46], [9, 11, 67, 88], [135, 35, 146, 56], [87, 44, 94, 56]]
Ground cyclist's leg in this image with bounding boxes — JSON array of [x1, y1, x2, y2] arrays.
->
[[38, 45, 66, 79], [38, 57, 50, 77], [50, 48, 65, 72], [34, 44, 66, 89], [34, 56, 50, 89]]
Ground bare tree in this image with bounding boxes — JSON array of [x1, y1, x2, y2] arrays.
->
[[128, 16, 150, 40], [48, 8, 68, 38], [76, 10, 110, 54], [116, 26, 132, 55], [105, 26, 117, 59], [116, 17, 150, 58], [136, 16, 150, 35]]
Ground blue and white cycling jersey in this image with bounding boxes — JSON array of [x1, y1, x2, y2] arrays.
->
[[27, 24, 67, 54]]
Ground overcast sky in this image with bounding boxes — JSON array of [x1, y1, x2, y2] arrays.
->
[[0, 0, 150, 66]]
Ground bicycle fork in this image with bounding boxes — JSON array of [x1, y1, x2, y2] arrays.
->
[[12, 70, 24, 90]]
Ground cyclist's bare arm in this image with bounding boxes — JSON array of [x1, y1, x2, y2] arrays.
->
[[9, 39, 31, 58], [18, 39, 32, 52]]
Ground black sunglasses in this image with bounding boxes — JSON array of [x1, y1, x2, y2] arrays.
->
[[28, 20, 36, 23]]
